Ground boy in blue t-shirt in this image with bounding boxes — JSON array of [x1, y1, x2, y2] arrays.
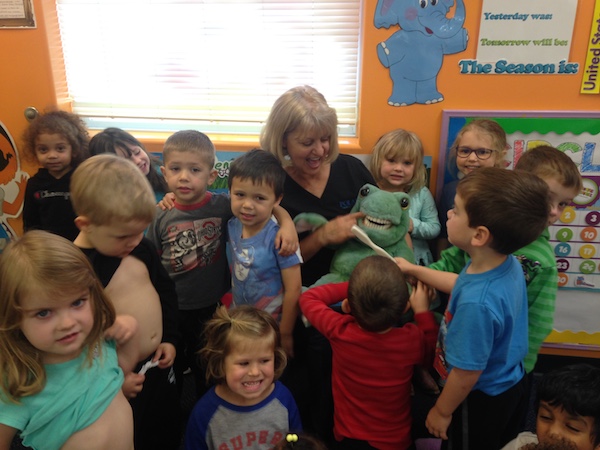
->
[[227, 149, 302, 357], [398, 167, 550, 450]]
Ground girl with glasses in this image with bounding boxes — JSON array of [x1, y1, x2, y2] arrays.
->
[[437, 119, 508, 255]]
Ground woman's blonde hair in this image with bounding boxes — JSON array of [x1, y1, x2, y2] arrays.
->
[[201, 305, 287, 385], [260, 85, 339, 167], [369, 129, 427, 192], [447, 119, 508, 178], [0, 231, 115, 402]]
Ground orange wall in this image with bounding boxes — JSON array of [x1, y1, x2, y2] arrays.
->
[[0, 0, 598, 235]]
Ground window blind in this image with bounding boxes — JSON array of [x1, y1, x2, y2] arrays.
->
[[55, 0, 361, 136]]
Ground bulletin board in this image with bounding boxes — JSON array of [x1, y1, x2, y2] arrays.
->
[[437, 110, 600, 349]]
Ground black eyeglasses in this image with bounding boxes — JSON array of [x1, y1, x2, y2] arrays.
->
[[456, 146, 495, 160]]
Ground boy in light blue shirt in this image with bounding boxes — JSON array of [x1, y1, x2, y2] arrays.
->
[[227, 149, 302, 358]]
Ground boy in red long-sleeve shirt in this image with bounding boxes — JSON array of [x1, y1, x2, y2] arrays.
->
[[299, 255, 438, 450]]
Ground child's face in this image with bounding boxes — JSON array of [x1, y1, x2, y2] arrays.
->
[[379, 154, 415, 192], [536, 401, 600, 450], [20, 288, 94, 364], [230, 177, 281, 237], [455, 130, 499, 177], [34, 133, 73, 178], [446, 194, 474, 251], [161, 151, 217, 205], [542, 176, 580, 226], [83, 219, 147, 258], [221, 337, 275, 406], [116, 144, 151, 176]]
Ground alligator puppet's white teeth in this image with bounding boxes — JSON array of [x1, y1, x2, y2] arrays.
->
[[363, 215, 392, 230]]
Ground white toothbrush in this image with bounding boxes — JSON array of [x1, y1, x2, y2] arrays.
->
[[351, 225, 395, 261]]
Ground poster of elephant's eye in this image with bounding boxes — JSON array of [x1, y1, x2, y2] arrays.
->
[[374, 0, 468, 107]]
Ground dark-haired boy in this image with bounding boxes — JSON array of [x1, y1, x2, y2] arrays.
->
[[429, 145, 582, 373], [299, 255, 438, 450], [398, 167, 551, 449], [502, 364, 600, 450], [227, 149, 302, 357]]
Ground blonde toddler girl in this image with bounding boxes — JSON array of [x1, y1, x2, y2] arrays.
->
[[0, 230, 139, 450], [370, 129, 440, 266], [185, 305, 302, 450]]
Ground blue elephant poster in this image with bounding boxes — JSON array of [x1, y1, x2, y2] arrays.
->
[[374, 0, 468, 106]]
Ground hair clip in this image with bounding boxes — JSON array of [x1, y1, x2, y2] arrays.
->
[[286, 433, 299, 445]]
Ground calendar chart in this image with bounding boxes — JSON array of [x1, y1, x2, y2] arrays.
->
[[549, 176, 600, 292]]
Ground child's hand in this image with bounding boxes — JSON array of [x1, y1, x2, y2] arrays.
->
[[122, 372, 145, 399], [157, 192, 176, 210], [281, 333, 294, 359], [104, 314, 138, 345], [153, 342, 176, 368], [275, 226, 299, 256], [394, 256, 415, 275], [107, 315, 141, 374], [408, 218, 414, 234], [426, 404, 452, 440], [409, 281, 430, 314]]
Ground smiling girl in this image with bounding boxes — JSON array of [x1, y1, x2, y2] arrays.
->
[[370, 129, 440, 266], [184, 305, 302, 450], [437, 119, 508, 255], [89, 127, 168, 203]]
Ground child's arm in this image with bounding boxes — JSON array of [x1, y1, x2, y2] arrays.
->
[[22, 181, 41, 232], [396, 257, 458, 294], [299, 282, 349, 337], [410, 281, 440, 366], [110, 312, 147, 400], [0, 424, 17, 450], [410, 188, 441, 240], [272, 205, 299, 256], [426, 367, 482, 440], [428, 245, 469, 274], [104, 314, 140, 374], [521, 261, 557, 373], [405, 231, 413, 250], [279, 264, 302, 357]]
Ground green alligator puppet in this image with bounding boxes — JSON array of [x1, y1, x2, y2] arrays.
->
[[295, 183, 415, 287]]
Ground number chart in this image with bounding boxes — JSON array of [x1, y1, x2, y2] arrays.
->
[[550, 175, 600, 292]]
